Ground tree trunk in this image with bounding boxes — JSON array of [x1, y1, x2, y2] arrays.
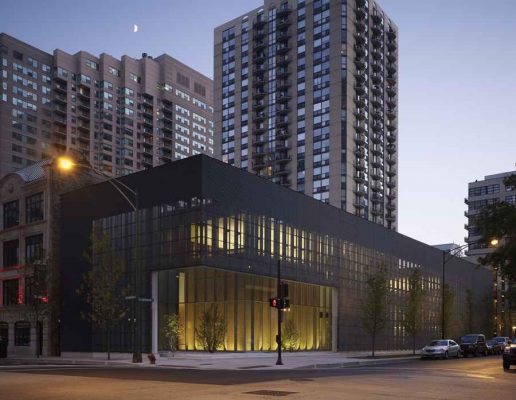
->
[[412, 322, 416, 355], [107, 323, 111, 361]]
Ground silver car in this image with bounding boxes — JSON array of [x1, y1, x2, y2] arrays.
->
[[421, 339, 461, 359]]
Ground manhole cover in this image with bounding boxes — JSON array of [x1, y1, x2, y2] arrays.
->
[[244, 390, 298, 397]]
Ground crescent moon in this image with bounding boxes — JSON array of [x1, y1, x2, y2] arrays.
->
[[133, 24, 139, 33]]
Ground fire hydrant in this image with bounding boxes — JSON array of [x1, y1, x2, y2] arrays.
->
[[147, 353, 156, 365]]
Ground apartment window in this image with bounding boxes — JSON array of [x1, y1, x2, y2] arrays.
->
[[3, 239, 19, 267], [176, 72, 190, 88], [468, 184, 500, 197], [108, 66, 120, 77], [3, 279, 20, 306], [27, 57, 38, 68], [26, 192, 43, 223], [194, 82, 206, 97], [26, 234, 44, 262], [505, 195, 516, 205], [86, 59, 99, 70], [13, 50, 23, 61], [130, 73, 141, 83], [14, 321, 30, 346], [3, 200, 19, 228]]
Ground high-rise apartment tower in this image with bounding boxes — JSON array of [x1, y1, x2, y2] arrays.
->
[[0, 33, 215, 179], [215, 0, 398, 229]]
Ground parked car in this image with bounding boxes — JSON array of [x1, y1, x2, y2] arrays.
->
[[503, 340, 516, 370], [486, 339, 503, 355], [459, 334, 488, 357], [493, 336, 510, 351], [421, 339, 460, 359]]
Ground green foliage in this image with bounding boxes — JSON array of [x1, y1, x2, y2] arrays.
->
[[76, 229, 129, 359], [442, 283, 455, 338], [362, 265, 390, 357], [463, 288, 474, 333], [282, 318, 299, 352], [476, 174, 516, 282], [163, 314, 182, 355], [403, 269, 425, 355], [195, 304, 226, 353]]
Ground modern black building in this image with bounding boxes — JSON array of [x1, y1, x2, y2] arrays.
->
[[60, 155, 491, 354]]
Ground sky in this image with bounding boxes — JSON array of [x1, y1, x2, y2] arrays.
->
[[1, 0, 515, 246]]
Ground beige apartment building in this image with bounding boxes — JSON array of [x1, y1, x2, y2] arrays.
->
[[214, 0, 398, 229], [0, 33, 215, 179]]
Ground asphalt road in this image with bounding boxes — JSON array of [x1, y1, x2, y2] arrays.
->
[[0, 356, 514, 399]]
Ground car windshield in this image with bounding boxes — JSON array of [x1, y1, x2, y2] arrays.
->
[[487, 340, 496, 345], [494, 338, 505, 343], [461, 336, 476, 343], [429, 340, 448, 346]]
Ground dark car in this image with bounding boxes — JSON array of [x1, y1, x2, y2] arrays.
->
[[460, 334, 488, 357], [503, 340, 516, 370], [486, 339, 502, 355], [493, 336, 510, 351]]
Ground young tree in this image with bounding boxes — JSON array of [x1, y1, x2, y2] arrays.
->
[[195, 304, 226, 353], [442, 283, 455, 338], [403, 269, 425, 355], [362, 265, 390, 357], [76, 230, 129, 360], [163, 313, 182, 357], [463, 288, 474, 333], [282, 318, 299, 352], [23, 255, 51, 358], [476, 174, 516, 282]]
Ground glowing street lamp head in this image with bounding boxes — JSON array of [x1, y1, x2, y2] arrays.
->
[[57, 156, 74, 171], [490, 238, 499, 247]]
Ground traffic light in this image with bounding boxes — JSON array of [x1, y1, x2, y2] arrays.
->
[[269, 297, 290, 310], [270, 297, 279, 308]]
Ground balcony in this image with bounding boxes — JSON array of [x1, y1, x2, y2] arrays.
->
[[371, 133, 382, 144], [276, 67, 290, 79], [78, 112, 90, 122], [277, 31, 291, 42], [354, 82, 366, 95], [386, 97, 396, 107], [54, 93, 67, 104], [274, 166, 290, 176], [276, 18, 291, 30], [255, 112, 267, 123], [275, 152, 291, 163], [386, 122, 396, 131], [386, 168, 397, 177], [253, 52, 267, 64], [372, 14, 383, 24], [254, 29, 266, 40], [277, 92, 291, 103], [354, 121, 367, 133], [386, 156, 397, 166], [386, 108, 396, 119], [354, 57, 366, 70], [354, 108, 366, 120], [253, 41, 266, 51], [371, 74, 383, 85], [354, 146, 366, 158], [372, 37, 383, 48], [371, 158, 383, 168], [276, 104, 290, 115], [354, 159, 367, 171], [386, 132, 396, 142], [276, 44, 290, 55], [371, 193, 384, 203], [387, 41, 397, 51], [355, 71, 367, 83], [371, 24, 383, 36], [372, 62, 383, 73], [276, 129, 291, 139], [276, 118, 289, 129], [354, 132, 367, 145], [354, 44, 366, 58], [386, 179, 397, 188], [371, 96, 383, 107], [387, 52, 397, 63], [253, 88, 267, 99], [386, 144, 397, 154], [143, 118, 154, 128], [78, 101, 90, 111], [371, 145, 382, 156], [387, 64, 397, 74], [371, 109, 384, 120], [254, 16, 267, 29], [354, 95, 366, 108], [371, 169, 384, 180], [355, 19, 366, 32], [387, 29, 397, 40], [370, 181, 383, 192], [386, 189, 397, 199], [353, 186, 367, 196], [54, 104, 67, 115], [386, 75, 397, 85], [254, 124, 267, 134], [372, 47, 383, 60], [254, 134, 267, 145], [386, 203, 397, 211], [355, 6, 366, 20], [386, 214, 396, 222], [354, 172, 366, 183], [276, 55, 290, 66], [354, 32, 367, 46], [277, 79, 291, 90], [277, 5, 292, 18], [354, 199, 366, 209]]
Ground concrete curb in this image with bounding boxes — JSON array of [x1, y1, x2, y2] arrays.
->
[[297, 357, 417, 369]]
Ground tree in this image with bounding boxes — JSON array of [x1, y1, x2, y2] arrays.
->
[[442, 283, 455, 338], [476, 174, 516, 282], [76, 230, 129, 360], [195, 304, 226, 353], [23, 254, 51, 358], [403, 269, 425, 355], [163, 314, 182, 357], [362, 265, 390, 357], [282, 318, 299, 352], [463, 288, 474, 333]]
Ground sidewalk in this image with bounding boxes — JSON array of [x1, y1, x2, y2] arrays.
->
[[0, 350, 419, 370]]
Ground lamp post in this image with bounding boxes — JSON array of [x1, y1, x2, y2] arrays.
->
[[441, 239, 499, 339], [55, 156, 142, 363]]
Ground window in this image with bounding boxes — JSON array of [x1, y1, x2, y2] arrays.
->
[[26, 192, 43, 223], [468, 184, 500, 197], [13, 50, 23, 61], [26, 234, 43, 262], [14, 321, 30, 346], [130, 73, 140, 83], [176, 72, 190, 88], [3, 199, 19, 228], [108, 66, 120, 77], [3, 240, 19, 267], [86, 59, 99, 70], [2, 279, 19, 305]]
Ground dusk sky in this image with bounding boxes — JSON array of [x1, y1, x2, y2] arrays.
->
[[1, 0, 515, 246]]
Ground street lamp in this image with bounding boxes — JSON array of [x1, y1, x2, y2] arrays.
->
[[55, 156, 143, 363]]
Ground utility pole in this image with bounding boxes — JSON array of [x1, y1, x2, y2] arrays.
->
[[276, 259, 283, 366]]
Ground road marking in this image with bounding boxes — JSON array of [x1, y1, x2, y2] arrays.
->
[[465, 374, 494, 380]]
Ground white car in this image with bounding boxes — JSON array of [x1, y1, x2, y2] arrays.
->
[[421, 339, 460, 359]]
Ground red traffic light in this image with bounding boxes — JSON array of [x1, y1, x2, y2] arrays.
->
[[270, 297, 278, 308]]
